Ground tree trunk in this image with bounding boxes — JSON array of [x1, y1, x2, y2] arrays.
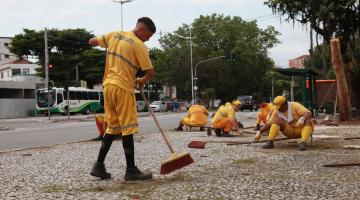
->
[[330, 38, 352, 121]]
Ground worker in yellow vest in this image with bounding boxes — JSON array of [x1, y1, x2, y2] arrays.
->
[[174, 100, 209, 131], [211, 100, 242, 137], [254, 96, 314, 151]]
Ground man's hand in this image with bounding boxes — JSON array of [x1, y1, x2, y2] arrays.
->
[[295, 117, 306, 127], [134, 77, 146, 88], [255, 124, 260, 131], [254, 131, 261, 142]]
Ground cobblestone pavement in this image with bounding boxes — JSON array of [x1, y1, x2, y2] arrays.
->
[[1, 124, 360, 199]]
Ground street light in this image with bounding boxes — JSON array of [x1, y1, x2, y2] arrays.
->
[[173, 27, 194, 102], [111, 0, 134, 31], [194, 55, 225, 100]]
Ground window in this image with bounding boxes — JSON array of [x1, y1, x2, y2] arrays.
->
[[76, 91, 82, 100], [69, 91, 76, 100], [12, 68, 21, 75], [57, 93, 63, 104], [5, 54, 10, 58], [4, 43, 9, 47], [1, 72, 3, 79], [22, 69, 30, 74], [83, 91, 89, 100]]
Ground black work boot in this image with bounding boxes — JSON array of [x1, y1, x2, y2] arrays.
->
[[298, 142, 307, 151], [221, 131, 234, 137], [262, 140, 274, 149], [124, 166, 153, 181], [174, 126, 183, 131], [215, 129, 222, 137], [90, 162, 111, 179], [200, 126, 205, 132]]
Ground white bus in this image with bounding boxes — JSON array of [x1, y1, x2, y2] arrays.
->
[[36, 87, 103, 115]]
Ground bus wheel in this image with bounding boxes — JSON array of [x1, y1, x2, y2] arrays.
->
[[83, 107, 90, 115]]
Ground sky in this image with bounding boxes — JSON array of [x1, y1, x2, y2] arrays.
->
[[0, 0, 312, 67]]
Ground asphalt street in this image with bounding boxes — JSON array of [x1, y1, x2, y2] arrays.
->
[[0, 111, 257, 151]]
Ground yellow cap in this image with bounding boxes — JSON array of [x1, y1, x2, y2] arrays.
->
[[225, 102, 231, 106], [232, 100, 241, 106], [273, 96, 286, 110]]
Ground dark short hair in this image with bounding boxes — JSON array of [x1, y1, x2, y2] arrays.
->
[[137, 17, 156, 33]]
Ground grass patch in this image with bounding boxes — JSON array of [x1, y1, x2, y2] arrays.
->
[[233, 158, 256, 165], [42, 184, 67, 193]]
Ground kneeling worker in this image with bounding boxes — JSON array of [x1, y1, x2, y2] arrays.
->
[[211, 100, 242, 137], [254, 100, 273, 131], [174, 100, 209, 131], [254, 96, 314, 151]]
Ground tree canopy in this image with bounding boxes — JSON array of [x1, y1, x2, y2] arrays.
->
[[10, 28, 105, 88], [153, 14, 280, 102]]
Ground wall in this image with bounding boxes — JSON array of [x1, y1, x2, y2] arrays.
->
[[0, 99, 36, 118]]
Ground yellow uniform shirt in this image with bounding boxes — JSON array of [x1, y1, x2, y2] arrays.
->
[[211, 104, 235, 124], [256, 103, 273, 124], [186, 105, 209, 126], [97, 31, 153, 93], [269, 102, 308, 126]]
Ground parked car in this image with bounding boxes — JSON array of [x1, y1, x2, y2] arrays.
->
[[150, 101, 167, 112], [237, 95, 257, 111]]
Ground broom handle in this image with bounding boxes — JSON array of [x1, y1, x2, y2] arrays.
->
[[140, 88, 175, 153]]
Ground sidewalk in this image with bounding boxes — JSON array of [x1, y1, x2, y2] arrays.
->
[[1, 122, 360, 199]]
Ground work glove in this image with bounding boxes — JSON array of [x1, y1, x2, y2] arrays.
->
[[254, 124, 260, 131], [134, 77, 146, 88], [254, 131, 261, 142], [295, 117, 306, 127]]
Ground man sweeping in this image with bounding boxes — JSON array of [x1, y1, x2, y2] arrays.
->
[[254, 96, 314, 151], [254, 100, 273, 131], [88, 17, 156, 180], [174, 100, 209, 131], [211, 100, 242, 137]]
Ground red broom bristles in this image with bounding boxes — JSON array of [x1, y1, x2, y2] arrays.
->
[[188, 141, 206, 149], [160, 152, 194, 175]]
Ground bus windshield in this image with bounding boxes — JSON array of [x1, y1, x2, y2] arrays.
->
[[37, 90, 56, 107]]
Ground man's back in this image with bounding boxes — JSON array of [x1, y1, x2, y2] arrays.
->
[[189, 105, 208, 125]]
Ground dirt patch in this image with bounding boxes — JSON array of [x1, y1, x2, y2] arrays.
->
[[76, 173, 194, 197]]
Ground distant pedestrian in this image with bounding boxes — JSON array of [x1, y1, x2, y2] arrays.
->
[[88, 17, 156, 181]]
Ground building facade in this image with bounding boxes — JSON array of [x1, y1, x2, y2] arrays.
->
[[0, 37, 45, 118], [288, 55, 310, 69]]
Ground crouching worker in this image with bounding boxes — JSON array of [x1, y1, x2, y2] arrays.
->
[[88, 17, 156, 180], [254, 96, 314, 151], [174, 100, 209, 131], [211, 100, 242, 137], [254, 100, 273, 131]]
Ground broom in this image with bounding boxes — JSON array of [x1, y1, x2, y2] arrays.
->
[[139, 88, 194, 175]]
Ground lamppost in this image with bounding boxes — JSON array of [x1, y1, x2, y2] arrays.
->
[[111, 0, 134, 31], [173, 27, 194, 102], [194, 55, 225, 100]]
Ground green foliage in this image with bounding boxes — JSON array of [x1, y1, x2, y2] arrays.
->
[[10, 28, 104, 88], [156, 14, 280, 101]]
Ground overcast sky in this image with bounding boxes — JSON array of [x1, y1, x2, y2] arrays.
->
[[0, 0, 312, 67]]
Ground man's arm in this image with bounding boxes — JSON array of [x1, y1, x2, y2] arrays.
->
[[89, 37, 99, 46], [142, 68, 155, 83], [135, 68, 155, 88]]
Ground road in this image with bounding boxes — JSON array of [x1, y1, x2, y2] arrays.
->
[[0, 111, 257, 151]]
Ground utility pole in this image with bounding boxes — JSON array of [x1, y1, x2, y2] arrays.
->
[[190, 27, 194, 102], [111, 0, 134, 31], [75, 64, 79, 82], [44, 28, 50, 120]]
